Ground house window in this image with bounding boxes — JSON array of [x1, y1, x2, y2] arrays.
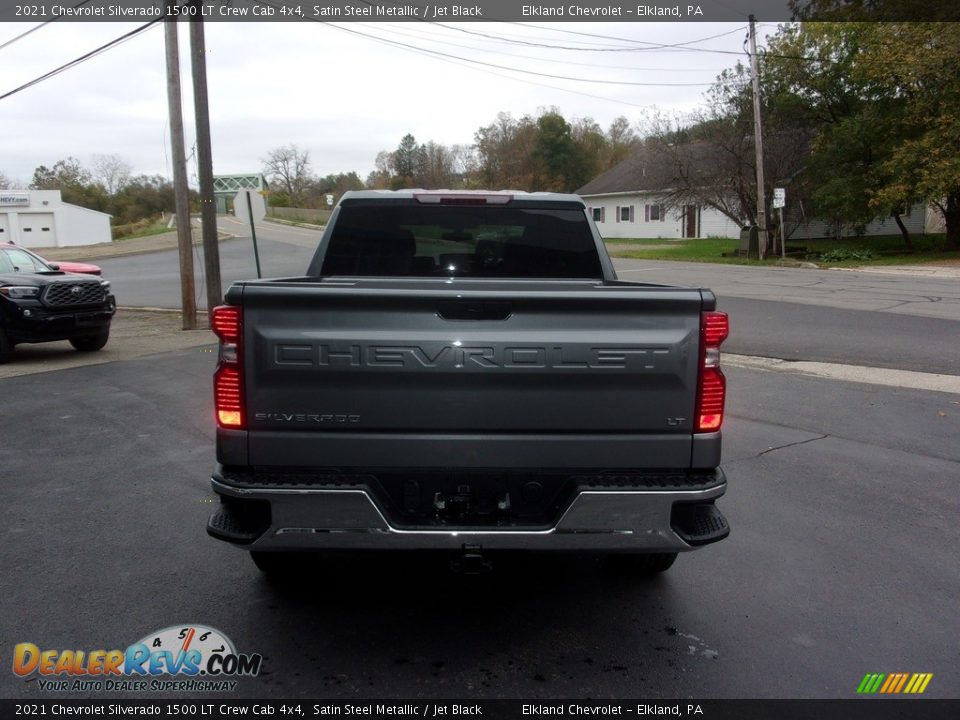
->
[[645, 204, 665, 222], [620, 206, 631, 222], [592, 208, 602, 222]]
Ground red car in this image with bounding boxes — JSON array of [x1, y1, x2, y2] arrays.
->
[[0, 242, 102, 276]]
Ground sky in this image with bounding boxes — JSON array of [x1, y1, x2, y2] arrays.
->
[[0, 17, 779, 187]]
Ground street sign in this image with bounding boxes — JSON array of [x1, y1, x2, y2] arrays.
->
[[773, 187, 786, 209], [325, 194, 334, 206]]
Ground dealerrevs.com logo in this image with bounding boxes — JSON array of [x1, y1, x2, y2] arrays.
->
[[13, 625, 262, 692]]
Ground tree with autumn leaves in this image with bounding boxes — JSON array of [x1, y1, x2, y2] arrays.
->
[[371, 111, 638, 194]]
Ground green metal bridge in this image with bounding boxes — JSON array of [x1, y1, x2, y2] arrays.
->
[[212, 174, 269, 214]]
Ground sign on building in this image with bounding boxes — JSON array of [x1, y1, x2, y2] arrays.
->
[[0, 194, 30, 207]]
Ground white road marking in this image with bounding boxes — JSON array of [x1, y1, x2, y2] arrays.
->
[[725, 354, 960, 395]]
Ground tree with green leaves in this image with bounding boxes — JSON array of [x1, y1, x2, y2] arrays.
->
[[30, 157, 109, 213], [391, 134, 422, 188], [303, 172, 365, 207], [533, 111, 590, 192], [859, 22, 960, 249], [111, 175, 180, 224], [30, 157, 92, 191], [767, 20, 960, 249]]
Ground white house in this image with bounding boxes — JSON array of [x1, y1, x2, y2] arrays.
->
[[0, 189, 112, 249], [576, 151, 929, 241]]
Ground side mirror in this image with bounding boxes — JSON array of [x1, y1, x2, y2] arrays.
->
[[49, 263, 61, 271]]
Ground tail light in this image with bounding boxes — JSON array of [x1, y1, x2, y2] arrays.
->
[[695, 311, 729, 432], [414, 192, 513, 205], [212, 305, 244, 429]]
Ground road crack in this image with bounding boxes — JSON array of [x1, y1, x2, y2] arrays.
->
[[755, 433, 830, 459]]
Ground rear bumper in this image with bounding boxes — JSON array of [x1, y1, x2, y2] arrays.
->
[[207, 468, 729, 552]]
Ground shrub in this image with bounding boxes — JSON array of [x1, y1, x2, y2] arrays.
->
[[817, 248, 875, 262]]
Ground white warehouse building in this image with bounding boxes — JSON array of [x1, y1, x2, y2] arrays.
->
[[0, 190, 112, 249]]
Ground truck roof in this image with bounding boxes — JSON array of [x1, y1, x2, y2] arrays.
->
[[339, 189, 586, 205]]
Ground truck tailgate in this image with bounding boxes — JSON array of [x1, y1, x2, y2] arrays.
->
[[236, 279, 707, 469]]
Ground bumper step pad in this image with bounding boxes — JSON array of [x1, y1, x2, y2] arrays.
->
[[207, 499, 270, 544], [671, 502, 730, 546]]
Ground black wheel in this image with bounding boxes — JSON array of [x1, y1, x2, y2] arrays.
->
[[69, 330, 110, 352], [607, 552, 678, 575], [250, 551, 300, 576], [0, 330, 12, 364]]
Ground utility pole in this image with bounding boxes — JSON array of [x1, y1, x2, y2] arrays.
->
[[164, 16, 197, 330], [189, 1, 222, 318], [748, 14, 768, 259]]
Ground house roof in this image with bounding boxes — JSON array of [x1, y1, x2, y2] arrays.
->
[[578, 130, 813, 199], [576, 142, 722, 197]]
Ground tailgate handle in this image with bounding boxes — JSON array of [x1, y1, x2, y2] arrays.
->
[[437, 301, 512, 321]]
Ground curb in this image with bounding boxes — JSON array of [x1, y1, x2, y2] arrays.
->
[[263, 217, 326, 231], [118, 306, 209, 315]]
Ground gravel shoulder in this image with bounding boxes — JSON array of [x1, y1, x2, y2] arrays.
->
[[0, 309, 213, 380]]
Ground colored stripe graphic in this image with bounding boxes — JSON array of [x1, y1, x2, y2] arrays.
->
[[857, 673, 932, 694], [905, 673, 934, 694], [857, 674, 885, 694], [893, 673, 909, 693]]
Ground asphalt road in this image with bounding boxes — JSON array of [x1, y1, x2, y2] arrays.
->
[[1, 348, 957, 700], [3, 218, 958, 703], [95, 218, 960, 374]]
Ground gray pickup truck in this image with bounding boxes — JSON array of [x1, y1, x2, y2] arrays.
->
[[207, 190, 729, 574]]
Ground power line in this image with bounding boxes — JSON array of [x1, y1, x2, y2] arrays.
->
[[0, 23, 52, 53], [0, 0, 95, 53], [408, 19, 651, 49], [374, 22, 728, 73], [353, 0, 747, 53], [0, 19, 162, 102], [253, 3, 713, 88], [327, 22, 714, 86], [429, 21, 752, 55], [326, 27, 665, 111], [500, 22, 749, 49]]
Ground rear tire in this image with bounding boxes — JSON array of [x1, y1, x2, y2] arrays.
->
[[608, 552, 678, 575], [0, 330, 13, 364], [70, 330, 110, 352]]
